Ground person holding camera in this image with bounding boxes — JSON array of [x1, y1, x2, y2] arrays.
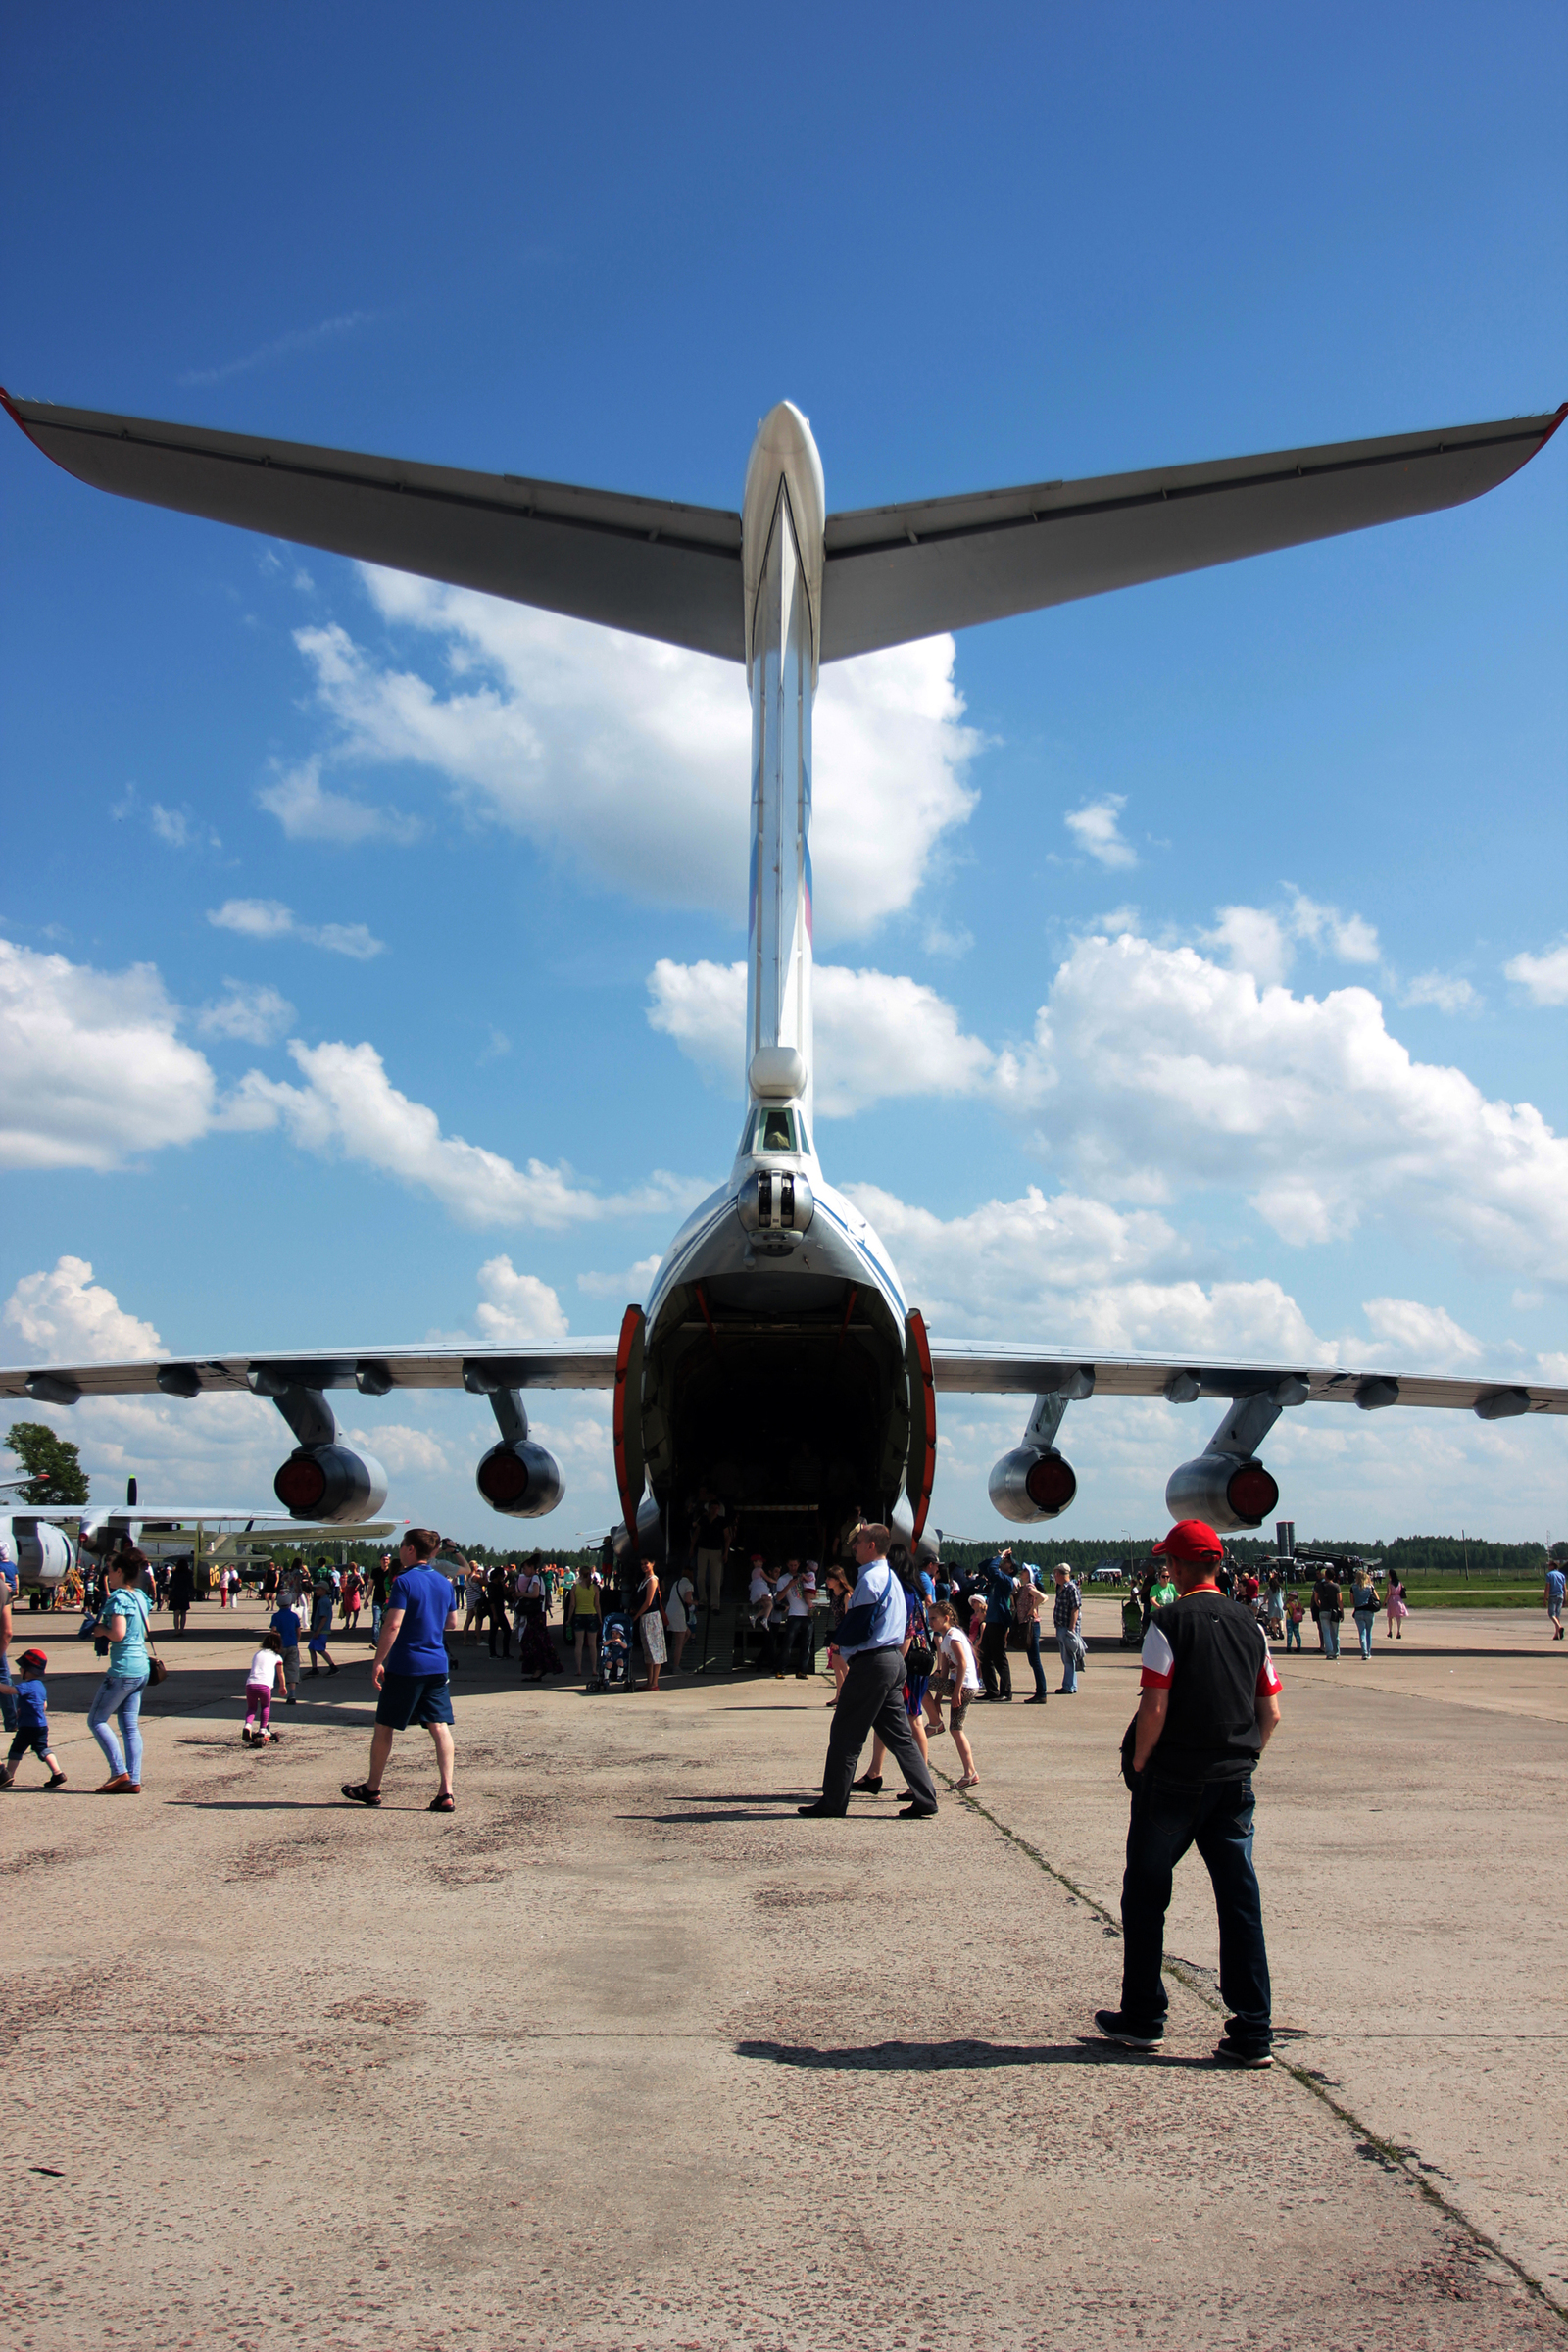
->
[[1096, 1519, 1282, 2068]]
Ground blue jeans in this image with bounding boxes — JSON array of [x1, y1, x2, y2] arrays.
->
[[1354, 1613, 1374, 1657], [1285, 1621, 1301, 1650], [0, 1654, 14, 1736], [88, 1672, 149, 1782], [1023, 1623, 1049, 1698], [1320, 1616, 1341, 1657], [1121, 1771, 1270, 2045], [1056, 1629, 1078, 1692]]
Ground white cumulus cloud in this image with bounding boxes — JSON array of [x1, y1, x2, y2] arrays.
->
[[474, 1254, 571, 1343], [196, 980, 296, 1046], [206, 900, 385, 959], [1064, 793, 1136, 869], [225, 1039, 706, 1232], [647, 957, 1001, 1115], [0, 939, 216, 1171], [1400, 972, 1481, 1014], [257, 756, 421, 847], [3, 1257, 162, 1361], [285, 573, 979, 932], [1504, 939, 1568, 1006]]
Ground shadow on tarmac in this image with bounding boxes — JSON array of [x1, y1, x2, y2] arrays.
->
[[736, 2037, 1214, 2072]]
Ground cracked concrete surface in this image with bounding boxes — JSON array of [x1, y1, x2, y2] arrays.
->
[[1, 1598, 1562, 2349]]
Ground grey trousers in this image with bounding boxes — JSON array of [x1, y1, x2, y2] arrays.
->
[[821, 1647, 939, 1813]]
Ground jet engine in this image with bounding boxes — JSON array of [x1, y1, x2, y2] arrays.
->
[[4, 1517, 73, 1585], [475, 1438, 564, 1518], [273, 1445, 388, 1524], [1165, 1453, 1280, 1533], [988, 1446, 1078, 1523]]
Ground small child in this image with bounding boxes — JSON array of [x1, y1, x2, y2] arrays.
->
[[0, 1648, 66, 1788], [244, 1631, 286, 1744], [930, 1604, 982, 1789], [968, 1594, 988, 1652], [1285, 1592, 1305, 1652], [270, 1593, 303, 1703], [307, 1579, 339, 1677], [602, 1620, 630, 1675]]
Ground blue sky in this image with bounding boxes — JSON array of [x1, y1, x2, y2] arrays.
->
[[2, 2, 1564, 1543]]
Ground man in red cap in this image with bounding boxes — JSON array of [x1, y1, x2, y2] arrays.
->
[[1095, 1519, 1282, 2067]]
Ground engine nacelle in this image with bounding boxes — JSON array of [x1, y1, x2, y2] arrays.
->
[[475, 1439, 564, 1519], [273, 1445, 388, 1525], [4, 1517, 73, 1585], [988, 1446, 1078, 1523], [1165, 1453, 1280, 1533]]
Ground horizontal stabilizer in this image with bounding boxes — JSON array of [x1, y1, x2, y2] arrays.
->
[[1, 390, 745, 661], [818, 407, 1566, 659]]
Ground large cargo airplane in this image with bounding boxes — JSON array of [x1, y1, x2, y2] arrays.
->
[[2, 387, 1564, 1553]]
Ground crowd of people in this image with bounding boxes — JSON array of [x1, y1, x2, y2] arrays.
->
[[3, 1510, 1562, 1812]]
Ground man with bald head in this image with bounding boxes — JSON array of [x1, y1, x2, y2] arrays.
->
[[799, 1523, 938, 1821]]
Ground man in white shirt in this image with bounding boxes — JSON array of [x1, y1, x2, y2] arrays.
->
[[799, 1524, 939, 1821]]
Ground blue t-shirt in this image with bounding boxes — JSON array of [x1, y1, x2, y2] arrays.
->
[[107, 1585, 152, 1678], [14, 1675, 48, 1730], [384, 1566, 454, 1676], [1547, 1568, 1566, 1607], [270, 1605, 302, 1647]]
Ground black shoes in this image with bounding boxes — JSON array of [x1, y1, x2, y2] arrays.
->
[[1024, 1694, 1049, 1705], [797, 1800, 848, 1817], [1093, 2009, 1164, 2051], [852, 1773, 883, 1794], [1213, 2035, 1274, 2068], [896, 1802, 938, 1820]]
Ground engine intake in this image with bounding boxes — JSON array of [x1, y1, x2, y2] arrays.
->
[[475, 1439, 564, 1519], [1165, 1452, 1279, 1533], [273, 1445, 388, 1525], [988, 1446, 1078, 1523]]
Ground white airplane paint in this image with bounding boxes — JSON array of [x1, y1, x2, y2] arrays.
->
[[2, 384, 1565, 1549]]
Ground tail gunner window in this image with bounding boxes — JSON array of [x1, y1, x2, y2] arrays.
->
[[754, 1108, 799, 1153]]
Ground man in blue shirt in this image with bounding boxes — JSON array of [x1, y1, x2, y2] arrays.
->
[[977, 1550, 1016, 1701], [342, 1527, 460, 1813], [799, 1522, 939, 1820]]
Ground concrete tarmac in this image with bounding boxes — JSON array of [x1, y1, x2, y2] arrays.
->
[[3, 1596, 1564, 2350]]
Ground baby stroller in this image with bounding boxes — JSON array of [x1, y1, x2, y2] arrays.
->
[[593, 1612, 635, 1692], [1119, 1593, 1144, 1648]]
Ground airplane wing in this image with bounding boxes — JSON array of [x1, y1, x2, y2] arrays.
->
[[818, 407, 1567, 660], [929, 1343, 1567, 1418], [0, 391, 744, 662], [6, 389, 1559, 666], [0, 1343, 619, 1404]]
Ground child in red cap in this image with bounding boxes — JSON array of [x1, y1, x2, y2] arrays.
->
[[0, 1649, 65, 1788]]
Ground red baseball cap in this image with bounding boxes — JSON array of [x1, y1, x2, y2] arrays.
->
[[1152, 1520, 1224, 1564]]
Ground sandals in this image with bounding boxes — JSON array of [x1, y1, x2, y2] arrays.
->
[[340, 1781, 382, 1806], [428, 1792, 455, 1813], [956, 1774, 980, 1790]]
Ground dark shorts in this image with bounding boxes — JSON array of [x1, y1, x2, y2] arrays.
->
[[9, 1727, 51, 1764], [375, 1672, 455, 1731], [949, 1694, 973, 1731]]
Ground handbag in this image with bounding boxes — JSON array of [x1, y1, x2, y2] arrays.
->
[[906, 1639, 934, 1678], [146, 1637, 169, 1688]]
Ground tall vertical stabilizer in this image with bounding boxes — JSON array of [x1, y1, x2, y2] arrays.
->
[[741, 404, 825, 1134]]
